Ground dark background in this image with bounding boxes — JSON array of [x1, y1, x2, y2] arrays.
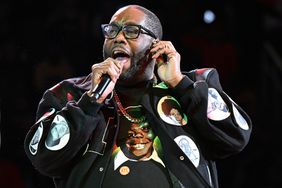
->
[[1, 0, 282, 187]]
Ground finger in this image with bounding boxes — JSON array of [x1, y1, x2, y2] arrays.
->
[[90, 71, 103, 92], [109, 59, 124, 75], [95, 59, 120, 73], [151, 40, 171, 48], [107, 65, 121, 80], [112, 63, 122, 74], [150, 43, 166, 58], [151, 48, 166, 59], [107, 58, 122, 68], [105, 58, 124, 73], [113, 60, 123, 73], [152, 47, 176, 59], [151, 43, 175, 59], [150, 43, 165, 54], [96, 61, 121, 83]]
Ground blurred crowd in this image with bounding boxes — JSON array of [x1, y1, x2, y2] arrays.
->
[[0, 0, 281, 187]]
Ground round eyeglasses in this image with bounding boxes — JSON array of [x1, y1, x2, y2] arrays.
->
[[101, 24, 157, 39]]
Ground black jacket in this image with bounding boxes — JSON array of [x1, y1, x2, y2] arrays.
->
[[24, 68, 252, 188]]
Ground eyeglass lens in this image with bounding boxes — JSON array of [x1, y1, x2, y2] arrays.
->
[[103, 25, 141, 39]]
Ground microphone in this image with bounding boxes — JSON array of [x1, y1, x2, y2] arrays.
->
[[92, 74, 111, 100]]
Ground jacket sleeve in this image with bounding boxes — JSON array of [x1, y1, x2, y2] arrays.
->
[[172, 68, 252, 159], [24, 81, 104, 177]]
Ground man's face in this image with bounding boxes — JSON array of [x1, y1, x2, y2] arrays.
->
[[102, 7, 155, 85], [126, 122, 155, 158]]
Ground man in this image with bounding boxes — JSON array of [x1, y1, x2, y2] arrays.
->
[[24, 4, 252, 188]]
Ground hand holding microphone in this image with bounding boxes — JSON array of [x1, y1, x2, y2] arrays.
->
[[87, 58, 123, 103]]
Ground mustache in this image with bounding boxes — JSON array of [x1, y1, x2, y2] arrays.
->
[[111, 45, 129, 53]]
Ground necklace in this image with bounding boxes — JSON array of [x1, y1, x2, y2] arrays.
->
[[113, 90, 146, 123]]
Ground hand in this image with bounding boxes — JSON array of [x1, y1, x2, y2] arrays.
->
[[87, 58, 123, 103], [150, 40, 184, 88]]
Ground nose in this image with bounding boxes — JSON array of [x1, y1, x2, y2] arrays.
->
[[114, 30, 126, 44], [133, 132, 143, 138], [131, 128, 144, 138]]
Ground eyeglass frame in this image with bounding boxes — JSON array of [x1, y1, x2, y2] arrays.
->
[[101, 23, 157, 39]]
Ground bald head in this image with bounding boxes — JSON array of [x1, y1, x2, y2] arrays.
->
[[113, 5, 163, 39]]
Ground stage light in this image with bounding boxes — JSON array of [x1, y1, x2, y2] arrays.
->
[[203, 10, 216, 24]]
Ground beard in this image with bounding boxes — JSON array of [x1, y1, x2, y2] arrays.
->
[[103, 46, 153, 85], [119, 60, 142, 80], [104, 50, 150, 78]]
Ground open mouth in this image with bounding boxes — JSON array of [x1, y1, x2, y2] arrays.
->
[[112, 49, 130, 63]]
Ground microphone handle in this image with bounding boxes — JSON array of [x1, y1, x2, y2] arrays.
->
[[93, 74, 111, 100]]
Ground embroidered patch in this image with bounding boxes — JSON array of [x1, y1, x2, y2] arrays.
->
[[157, 96, 188, 126], [174, 135, 200, 167], [232, 104, 249, 130], [45, 115, 70, 151], [207, 88, 230, 121], [35, 108, 56, 124], [29, 122, 44, 155]]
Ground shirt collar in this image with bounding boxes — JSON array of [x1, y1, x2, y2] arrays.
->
[[114, 147, 165, 170]]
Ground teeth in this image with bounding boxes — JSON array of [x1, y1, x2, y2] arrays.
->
[[113, 50, 123, 54], [113, 52, 120, 56], [113, 50, 126, 57], [133, 144, 145, 150]]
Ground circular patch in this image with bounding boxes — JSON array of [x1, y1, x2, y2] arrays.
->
[[232, 104, 249, 130], [207, 88, 230, 121], [157, 96, 188, 126], [45, 115, 70, 151], [119, 166, 130, 176], [174, 135, 200, 167], [29, 122, 44, 155]]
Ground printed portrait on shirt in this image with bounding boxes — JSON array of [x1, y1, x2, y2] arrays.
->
[[112, 105, 166, 176], [157, 96, 188, 126], [125, 121, 155, 158], [117, 106, 158, 160]]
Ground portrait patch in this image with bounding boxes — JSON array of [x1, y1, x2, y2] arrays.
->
[[232, 104, 249, 130], [29, 122, 44, 155], [207, 88, 230, 121], [45, 115, 70, 151], [174, 135, 200, 167], [157, 96, 188, 126]]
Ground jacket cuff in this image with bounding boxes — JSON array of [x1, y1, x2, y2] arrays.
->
[[77, 92, 103, 115], [172, 75, 194, 94]]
